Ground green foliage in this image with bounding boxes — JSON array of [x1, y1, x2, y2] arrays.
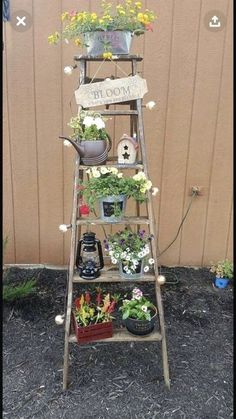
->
[[210, 259, 233, 279], [48, 1, 156, 46], [74, 292, 116, 327], [3, 279, 37, 302], [119, 288, 156, 321], [105, 228, 154, 272], [67, 111, 108, 141], [80, 167, 152, 214]]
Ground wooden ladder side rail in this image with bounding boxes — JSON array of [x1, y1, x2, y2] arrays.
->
[[136, 97, 170, 389], [63, 58, 87, 391]]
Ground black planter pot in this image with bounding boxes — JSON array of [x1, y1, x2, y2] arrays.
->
[[124, 308, 157, 336]]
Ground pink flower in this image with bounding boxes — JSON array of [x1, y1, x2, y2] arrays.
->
[[145, 23, 153, 32], [69, 10, 77, 17]]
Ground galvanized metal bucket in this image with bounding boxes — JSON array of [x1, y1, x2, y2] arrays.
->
[[119, 260, 144, 280], [84, 31, 133, 56], [99, 195, 127, 222]]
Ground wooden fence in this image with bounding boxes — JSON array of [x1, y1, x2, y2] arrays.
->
[[3, 0, 233, 266]]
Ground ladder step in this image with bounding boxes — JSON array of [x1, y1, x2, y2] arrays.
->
[[69, 328, 162, 343], [98, 110, 138, 116], [74, 55, 143, 62], [76, 216, 150, 226], [73, 268, 155, 283], [80, 162, 144, 170]]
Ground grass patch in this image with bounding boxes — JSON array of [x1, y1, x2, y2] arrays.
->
[[3, 279, 37, 302]]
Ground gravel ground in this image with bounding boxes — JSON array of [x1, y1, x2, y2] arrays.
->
[[3, 267, 233, 419]]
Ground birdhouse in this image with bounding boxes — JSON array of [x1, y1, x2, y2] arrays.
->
[[117, 134, 139, 164]]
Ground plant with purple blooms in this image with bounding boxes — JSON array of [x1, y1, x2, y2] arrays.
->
[[104, 228, 155, 274], [119, 288, 156, 321]]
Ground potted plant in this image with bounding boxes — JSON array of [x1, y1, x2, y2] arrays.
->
[[48, 0, 156, 57], [80, 166, 153, 222], [104, 228, 155, 279], [60, 111, 112, 165], [72, 290, 117, 344], [119, 288, 157, 335], [210, 259, 233, 289]]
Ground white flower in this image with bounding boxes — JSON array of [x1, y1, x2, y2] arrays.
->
[[114, 253, 120, 258], [59, 224, 68, 232], [141, 305, 148, 312], [100, 166, 109, 174], [110, 167, 119, 175], [111, 258, 118, 264], [126, 255, 131, 261], [133, 172, 146, 181], [146, 101, 156, 110], [64, 65, 73, 75], [145, 180, 153, 190], [93, 171, 101, 178], [121, 252, 127, 258], [124, 266, 129, 272], [83, 116, 95, 127], [109, 250, 114, 256], [152, 187, 159, 196], [126, 248, 130, 252], [117, 173, 123, 178], [64, 38, 69, 44], [133, 260, 139, 266], [138, 251, 144, 258], [94, 117, 105, 129], [144, 266, 150, 272], [126, 269, 131, 274], [149, 258, 155, 265], [63, 139, 72, 147]]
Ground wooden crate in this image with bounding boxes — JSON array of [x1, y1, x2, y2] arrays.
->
[[72, 312, 113, 345]]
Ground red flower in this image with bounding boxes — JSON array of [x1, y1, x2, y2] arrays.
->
[[145, 23, 153, 32], [108, 301, 116, 313], [85, 291, 91, 305], [79, 204, 90, 216], [74, 297, 81, 309], [96, 292, 102, 305]]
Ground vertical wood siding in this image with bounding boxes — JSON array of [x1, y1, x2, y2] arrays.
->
[[3, 0, 233, 266]]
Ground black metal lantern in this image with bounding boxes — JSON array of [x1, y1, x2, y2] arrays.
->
[[76, 232, 104, 279]]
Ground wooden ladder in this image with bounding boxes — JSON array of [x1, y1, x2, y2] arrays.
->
[[62, 55, 170, 390]]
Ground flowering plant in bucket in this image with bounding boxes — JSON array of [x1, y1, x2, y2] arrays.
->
[[104, 228, 154, 275], [120, 288, 156, 321], [48, 0, 156, 57], [79, 166, 153, 217]]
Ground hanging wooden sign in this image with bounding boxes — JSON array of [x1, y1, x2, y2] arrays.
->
[[74, 75, 148, 107]]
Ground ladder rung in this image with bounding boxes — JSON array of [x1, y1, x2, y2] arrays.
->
[[99, 110, 138, 116], [80, 162, 144, 170], [73, 268, 155, 283], [69, 328, 162, 343], [76, 216, 150, 226], [74, 55, 143, 62]]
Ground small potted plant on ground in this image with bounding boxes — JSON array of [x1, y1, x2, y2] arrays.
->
[[60, 110, 111, 165], [104, 228, 155, 279], [48, 0, 156, 58], [80, 166, 153, 222], [119, 288, 157, 335], [210, 259, 233, 289], [72, 290, 117, 344]]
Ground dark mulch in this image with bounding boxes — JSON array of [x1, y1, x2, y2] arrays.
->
[[3, 267, 233, 419]]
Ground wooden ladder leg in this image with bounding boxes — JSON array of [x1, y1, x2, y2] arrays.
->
[[136, 98, 170, 388], [155, 280, 170, 389], [63, 156, 80, 391]]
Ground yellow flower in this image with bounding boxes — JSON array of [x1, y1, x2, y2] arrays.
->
[[91, 13, 97, 19], [135, 1, 142, 9], [74, 38, 82, 46], [137, 12, 144, 22], [118, 10, 126, 16], [103, 52, 113, 60], [61, 12, 69, 21], [48, 32, 60, 44], [99, 18, 104, 24]]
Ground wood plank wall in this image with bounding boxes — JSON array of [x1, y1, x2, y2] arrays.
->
[[3, 0, 233, 266]]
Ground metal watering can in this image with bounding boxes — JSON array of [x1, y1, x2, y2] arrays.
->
[[59, 135, 112, 165]]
